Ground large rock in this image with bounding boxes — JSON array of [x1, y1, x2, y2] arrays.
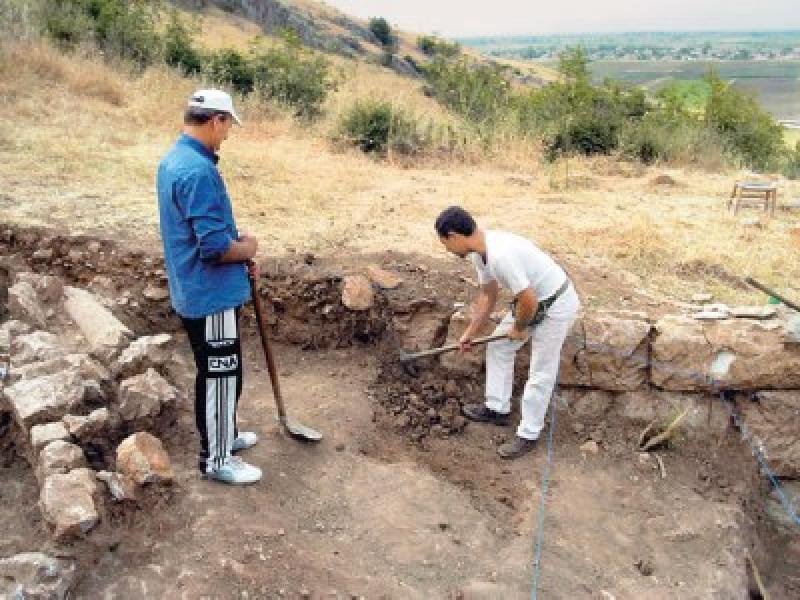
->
[[63, 286, 132, 360], [39, 468, 100, 541], [740, 391, 800, 478], [11, 331, 65, 366], [116, 432, 174, 485], [12, 353, 110, 384], [15, 272, 64, 304], [584, 314, 651, 390], [366, 265, 402, 290], [30, 421, 69, 453], [558, 317, 591, 386], [117, 368, 178, 423], [7, 280, 47, 328], [112, 334, 173, 379], [37, 440, 87, 483], [341, 275, 374, 311], [652, 316, 800, 391], [63, 407, 110, 441], [0, 552, 76, 600], [5, 370, 95, 428]]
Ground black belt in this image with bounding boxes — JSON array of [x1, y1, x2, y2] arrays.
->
[[511, 279, 571, 327]]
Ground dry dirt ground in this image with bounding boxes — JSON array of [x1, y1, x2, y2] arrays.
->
[[2, 337, 756, 600]]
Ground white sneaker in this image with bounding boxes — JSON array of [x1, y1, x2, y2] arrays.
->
[[204, 456, 262, 485], [232, 431, 258, 452]]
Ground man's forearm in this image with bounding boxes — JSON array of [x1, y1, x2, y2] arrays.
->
[[218, 238, 256, 263], [465, 292, 495, 337], [513, 290, 538, 329]]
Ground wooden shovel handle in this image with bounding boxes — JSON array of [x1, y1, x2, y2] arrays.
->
[[249, 273, 287, 424]]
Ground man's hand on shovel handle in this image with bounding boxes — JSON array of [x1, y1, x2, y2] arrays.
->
[[246, 259, 260, 280], [458, 331, 474, 353]]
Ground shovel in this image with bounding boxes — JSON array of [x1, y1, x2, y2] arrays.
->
[[399, 332, 508, 377], [249, 272, 322, 443]]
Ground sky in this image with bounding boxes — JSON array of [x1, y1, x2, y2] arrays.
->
[[322, 1, 800, 37]]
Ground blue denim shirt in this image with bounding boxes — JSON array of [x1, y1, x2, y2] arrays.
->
[[157, 134, 250, 318]]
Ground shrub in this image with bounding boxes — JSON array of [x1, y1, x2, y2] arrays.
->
[[337, 99, 431, 156], [205, 48, 255, 95], [163, 10, 204, 76], [417, 35, 436, 56], [421, 58, 510, 124], [704, 69, 784, 170], [784, 141, 800, 180], [368, 17, 392, 47], [251, 42, 334, 119], [42, 0, 162, 68], [417, 35, 460, 59]]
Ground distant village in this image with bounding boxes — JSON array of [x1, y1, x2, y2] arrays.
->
[[488, 43, 800, 62]]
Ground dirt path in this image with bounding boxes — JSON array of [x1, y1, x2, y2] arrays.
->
[[59, 337, 752, 600]]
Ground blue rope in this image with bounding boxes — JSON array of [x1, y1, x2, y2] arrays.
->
[[721, 392, 800, 527], [531, 391, 558, 600]]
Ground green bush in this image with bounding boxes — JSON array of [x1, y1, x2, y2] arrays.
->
[[163, 10, 204, 76], [205, 48, 255, 94], [417, 35, 436, 56], [43, 0, 161, 68], [417, 35, 460, 59], [704, 69, 784, 170], [368, 17, 392, 47], [422, 58, 510, 124], [337, 99, 431, 156], [784, 142, 800, 180], [251, 42, 335, 119]]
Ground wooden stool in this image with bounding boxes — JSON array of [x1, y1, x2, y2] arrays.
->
[[728, 181, 778, 216]]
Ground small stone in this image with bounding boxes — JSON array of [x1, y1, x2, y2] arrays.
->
[[300, 588, 311, 599], [365, 265, 402, 290], [691, 293, 713, 303], [637, 452, 651, 465], [571, 422, 585, 435], [341, 275, 374, 311], [335, 443, 346, 452], [277, 528, 286, 536], [634, 557, 654, 576], [143, 285, 170, 302], [116, 432, 174, 485], [580, 440, 599, 455], [96, 470, 137, 502]]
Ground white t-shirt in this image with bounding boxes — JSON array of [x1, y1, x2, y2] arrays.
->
[[468, 230, 566, 299]]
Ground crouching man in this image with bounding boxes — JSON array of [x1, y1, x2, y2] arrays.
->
[[435, 206, 580, 459]]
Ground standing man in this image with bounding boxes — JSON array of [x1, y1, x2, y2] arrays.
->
[[435, 206, 580, 459], [157, 89, 261, 484]]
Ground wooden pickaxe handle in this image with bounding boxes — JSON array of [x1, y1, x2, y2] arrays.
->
[[744, 277, 800, 313], [400, 332, 508, 362]]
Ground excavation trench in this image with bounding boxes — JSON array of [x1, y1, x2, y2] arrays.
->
[[0, 224, 797, 598]]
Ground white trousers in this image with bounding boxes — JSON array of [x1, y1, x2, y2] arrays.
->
[[485, 285, 580, 440]]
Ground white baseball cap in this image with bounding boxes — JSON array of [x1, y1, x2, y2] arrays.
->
[[187, 89, 242, 125]]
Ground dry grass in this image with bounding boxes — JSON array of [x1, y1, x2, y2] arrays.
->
[[2, 33, 800, 307]]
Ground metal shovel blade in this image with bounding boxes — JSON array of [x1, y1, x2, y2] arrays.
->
[[283, 418, 323, 442]]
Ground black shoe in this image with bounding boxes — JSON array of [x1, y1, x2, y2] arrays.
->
[[462, 403, 510, 426], [497, 436, 538, 459]]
